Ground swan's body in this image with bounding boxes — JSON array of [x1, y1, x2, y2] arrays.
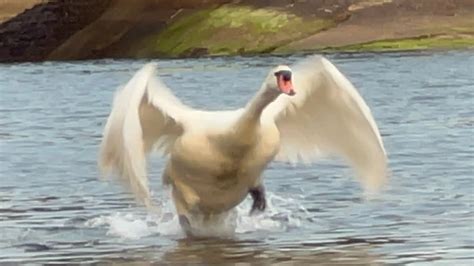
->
[[99, 56, 387, 234]]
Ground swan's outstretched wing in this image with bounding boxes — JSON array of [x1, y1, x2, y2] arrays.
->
[[99, 63, 192, 205], [264, 56, 387, 193]]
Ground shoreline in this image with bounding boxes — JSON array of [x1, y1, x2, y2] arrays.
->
[[3, 48, 472, 65], [0, 0, 473, 62]]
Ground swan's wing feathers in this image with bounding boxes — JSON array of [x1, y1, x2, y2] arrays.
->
[[141, 73, 191, 154], [99, 63, 190, 205], [271, 56, 387, 192]]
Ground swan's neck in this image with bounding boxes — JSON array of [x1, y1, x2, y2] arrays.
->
[[236, 85, 279, 133], [246, 86, 279, 120]]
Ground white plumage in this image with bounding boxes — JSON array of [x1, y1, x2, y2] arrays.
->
[[99, 55, 387, 233], [264, 57, 386, 192]]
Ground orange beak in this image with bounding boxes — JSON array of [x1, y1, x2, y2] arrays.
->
[[278, 75, 295, 95]]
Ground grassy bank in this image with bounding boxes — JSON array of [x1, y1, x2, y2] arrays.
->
[[2, 0, 474, 61], [324, 35, 474, 53], [130, 5, 334, 57], [129, 6, 474, 57]]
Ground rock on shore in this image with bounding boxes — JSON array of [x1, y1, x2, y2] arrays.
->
[[0, 0, 473, 62]]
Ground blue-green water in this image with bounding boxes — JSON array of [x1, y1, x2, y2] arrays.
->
[[1, 52, 473, 264]]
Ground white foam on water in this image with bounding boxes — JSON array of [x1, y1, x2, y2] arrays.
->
[[235, 193, 308, 233], [85, 192, 309, 239], [84, 194, 182, 239], [88, 213, 151, 239]]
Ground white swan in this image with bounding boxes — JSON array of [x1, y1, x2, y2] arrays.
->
[[99, 55, 387, 234]]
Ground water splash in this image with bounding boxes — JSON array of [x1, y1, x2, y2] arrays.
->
[[85, 212, 152, 239], [235, 193, 309, 233], [84, 192, 309, 239]]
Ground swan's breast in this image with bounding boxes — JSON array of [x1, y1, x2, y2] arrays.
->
[[257, 124, 280, 159], [169, 131, 253, 212], [171, 132, 219, 173], [237, 124, 279, 176], [170, 131, 243, 181], [168, 124, 280, 213]]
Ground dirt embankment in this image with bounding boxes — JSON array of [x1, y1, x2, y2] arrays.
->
[[0, 0, 473, 62], [281, 0, 474, 52], [0, 0, 111, 62]]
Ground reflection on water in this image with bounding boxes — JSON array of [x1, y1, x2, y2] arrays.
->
[[1, 51, 473, 264], [160, 238, 381, 265]]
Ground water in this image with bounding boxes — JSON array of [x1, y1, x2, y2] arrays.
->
[[1, 51, 473, 265]]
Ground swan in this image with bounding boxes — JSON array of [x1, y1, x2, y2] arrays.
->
[[99, 55, 387, 235]]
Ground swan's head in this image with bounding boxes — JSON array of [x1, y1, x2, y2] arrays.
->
[[266, 65, 295, 96]]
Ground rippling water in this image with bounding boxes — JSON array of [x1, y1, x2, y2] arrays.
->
[[1, 52, 473, 264]]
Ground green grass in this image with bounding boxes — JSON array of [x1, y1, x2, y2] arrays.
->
[[132, 5, 334, 57], [130, 5, 474, 57], [327, 35, 474, 52]]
